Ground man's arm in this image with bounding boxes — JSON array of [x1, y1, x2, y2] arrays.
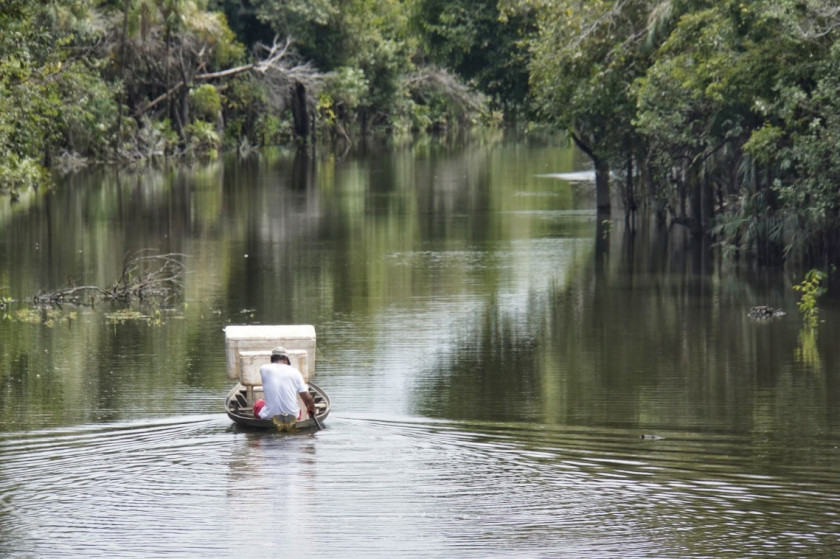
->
[[299, 390, 317, 418]]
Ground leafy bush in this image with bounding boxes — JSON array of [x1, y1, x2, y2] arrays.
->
[[59, 62, 119, 159], [0, 153, 49, 197], [256, 112, 294, 146], [220, 76, 270, 147], [401, 66, 487, 132], [185, 120, 221, 160], [794, 269, 826, 330], [120, 117, 178, 162], [322, 67, 368, 120], [190, 84, 222, 122]]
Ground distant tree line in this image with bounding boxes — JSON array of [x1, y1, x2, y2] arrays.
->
[[3, 0, 840, 265]]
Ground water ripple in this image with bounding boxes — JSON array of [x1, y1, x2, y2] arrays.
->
[[1, 416, 839, 557]]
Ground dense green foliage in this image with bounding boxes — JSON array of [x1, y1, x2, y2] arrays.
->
[[0, 0, 489, 194], [413, 0, 533, 118], [517, 0, 840, 265], [4, 0, 840, 265]]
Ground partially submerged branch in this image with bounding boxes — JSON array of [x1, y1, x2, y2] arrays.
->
[[33, 285, 109, 305], [109, 251, 187, 301], [33, 252, 187, 305]]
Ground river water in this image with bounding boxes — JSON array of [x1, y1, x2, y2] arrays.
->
[[1, 134, 839, 557]]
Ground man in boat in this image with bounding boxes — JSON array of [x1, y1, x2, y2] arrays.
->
[[253, 346, 317, 431]]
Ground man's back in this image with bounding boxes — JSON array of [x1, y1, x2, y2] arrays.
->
[[259, 362, 307, 419]]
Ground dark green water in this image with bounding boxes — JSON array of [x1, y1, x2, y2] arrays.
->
[[1, 134, 838, 557]]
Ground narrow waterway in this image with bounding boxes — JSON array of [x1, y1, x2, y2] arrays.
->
[[1, 135, 838, 557]]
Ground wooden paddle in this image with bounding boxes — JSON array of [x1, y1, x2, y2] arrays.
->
[[311, 408, 324, 430]]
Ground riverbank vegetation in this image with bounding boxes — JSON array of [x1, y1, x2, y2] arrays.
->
[[523, 0, 840, 267], [3, 1, 840, 266], [0, 0, 496, 185]]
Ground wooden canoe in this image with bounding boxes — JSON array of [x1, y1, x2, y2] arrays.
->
[[225, 381, 330, 431]]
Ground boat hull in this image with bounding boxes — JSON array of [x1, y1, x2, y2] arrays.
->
[[225, 381, 330, 431]]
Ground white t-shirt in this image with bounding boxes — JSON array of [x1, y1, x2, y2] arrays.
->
[[258, 362, 308, 419]]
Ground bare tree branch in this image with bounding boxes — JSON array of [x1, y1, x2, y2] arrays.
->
[[133, 37, 322, 119]]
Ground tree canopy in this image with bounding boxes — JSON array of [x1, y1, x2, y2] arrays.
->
[[4, 0, 840, 265], [518, 0, 840, 265]]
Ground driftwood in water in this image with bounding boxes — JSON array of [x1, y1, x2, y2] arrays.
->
[[747, 305, 786, 321], [33, 252, 186, 305]]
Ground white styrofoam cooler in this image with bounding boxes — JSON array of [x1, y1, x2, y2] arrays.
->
[[238, 349, 310, 384], [224, 324, 316, 383]]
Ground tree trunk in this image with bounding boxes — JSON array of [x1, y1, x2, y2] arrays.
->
[[594, 212, 610, 278], [115, 0, 131, 153], [701, 175, 714, 233], [624, 156, 636, 213], [291, 81, 312, 141], [571, 132, 611, 212], [594, 157, 611, 212], [688, 164, 702, 236]]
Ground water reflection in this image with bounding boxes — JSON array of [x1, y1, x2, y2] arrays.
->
[[225, 429, 320, 550], [1, 135, 839, 556]]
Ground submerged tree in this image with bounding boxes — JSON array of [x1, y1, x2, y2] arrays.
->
[[635, 0, 840, 264], [519, 0, 840, 266], [523, 0, 655, 213]]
